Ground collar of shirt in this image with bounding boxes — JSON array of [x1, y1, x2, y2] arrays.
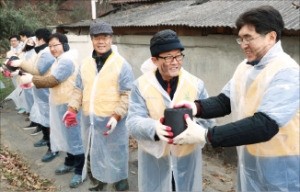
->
[[92, 49, 112, 72], [155, 69, 178, 100], [92, 49, 112, 64], [34, 43, 48, 54]]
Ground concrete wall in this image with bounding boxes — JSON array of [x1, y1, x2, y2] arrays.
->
[[67, 33, 299, 125]]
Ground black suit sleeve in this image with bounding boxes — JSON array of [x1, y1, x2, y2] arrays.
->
[[207, 112, 279, 147], [195, 93, 231, 118]]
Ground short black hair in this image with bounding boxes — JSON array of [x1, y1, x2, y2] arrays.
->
[[9, 35, 20, 41], [19, 30, 33, 37], [49, 32, 68, 44], [35, 28, 52, 43], [235, 5, 284, 42]]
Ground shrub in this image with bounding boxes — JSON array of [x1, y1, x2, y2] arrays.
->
[[0, 1, 58, 56]]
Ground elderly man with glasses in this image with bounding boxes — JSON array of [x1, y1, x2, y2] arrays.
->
[[126, 29, 214, 192]]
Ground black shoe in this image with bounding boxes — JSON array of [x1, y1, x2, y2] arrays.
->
[[41, 151, 59, 162], [30, 126, 42, 136], [33, 139, 48, 147], [113, 179, 129, 191], [89, 181, 107, 191], [23, 122, 37, 130]]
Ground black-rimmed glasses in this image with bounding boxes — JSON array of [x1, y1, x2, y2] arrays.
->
[[48, 44, 62, 49], [157, 54, 185, 63]]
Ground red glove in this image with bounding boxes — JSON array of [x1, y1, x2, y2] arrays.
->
[[62, 110, 78, 128], [2, 70, 11, 78]]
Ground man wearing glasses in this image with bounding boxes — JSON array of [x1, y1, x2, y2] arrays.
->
[[126, 29, 214, 191], [174, 5, 299, 191]]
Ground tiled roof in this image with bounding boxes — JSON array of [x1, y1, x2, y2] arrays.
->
[[59, 0, 300, 31]]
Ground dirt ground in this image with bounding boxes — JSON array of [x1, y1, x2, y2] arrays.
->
[[1, 99, 237, 191]]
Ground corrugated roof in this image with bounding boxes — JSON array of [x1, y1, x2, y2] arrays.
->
[[59, 0, 300, 30]]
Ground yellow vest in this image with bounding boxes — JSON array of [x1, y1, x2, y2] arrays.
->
[[50, 59, 79, 105], [81, 52, 123, 116], [139, 69, 200, 157], [233, 56, 299, 157]]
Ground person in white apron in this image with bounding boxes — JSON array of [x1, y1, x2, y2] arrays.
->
[[11, 28, 58, 163], [5, 35, 25, 113], [63, 21, 134, 191], [19, 33, 85, 188], [173, 6, 299, 191], [126, 29, 214, 192]]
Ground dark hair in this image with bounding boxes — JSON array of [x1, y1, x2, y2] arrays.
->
[[35, 28, 52, 43], [9, 35, 20, 41], [49, 32, 68, 44], [49, 33, 70, 52], [19, 30, 33, 37], [235, 5, 284, 42]]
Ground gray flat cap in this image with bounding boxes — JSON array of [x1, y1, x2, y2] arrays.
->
[[90, 21, 113, 35]]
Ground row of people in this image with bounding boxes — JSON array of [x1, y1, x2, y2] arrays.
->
[[2, 5, 299, 191]]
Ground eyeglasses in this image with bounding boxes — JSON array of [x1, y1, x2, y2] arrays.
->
[[157, 54, 185, 63], [236, 36, 261, 45], [48, 44, 62, 49]]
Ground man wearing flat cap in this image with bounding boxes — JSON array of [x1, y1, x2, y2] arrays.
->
[[126, 29, 214, 191], [64, 21, 134, 191]]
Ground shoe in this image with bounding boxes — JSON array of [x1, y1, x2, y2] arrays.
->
[[17, 108, 26, 114], [23, 122, 37, 130], [69, 174, 85, 188], [113, 179, 129, 191], [41, 151, 59, 162], [89, 180, 107, 191], [30, 126, 42, 136], [55, 164, 74, 175], [34, 139, 48, 147]]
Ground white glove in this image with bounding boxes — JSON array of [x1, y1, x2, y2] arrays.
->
[[0, 66, 3, 73], [19, 72, 33, 84], [173, 114, 207, 147], [155, 120, 173, 143], [104, 116, 118, 135], [10, 69, 20, 77], [10, 59, 22, 67], [174, 100, 197, 116]]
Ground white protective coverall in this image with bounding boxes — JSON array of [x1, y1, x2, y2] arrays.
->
[[126, 68, 214, 192], [27, 47, 54, 127], [19, 48, 36, 112], [49, 50, 84, 155], [222, 41, 299, 191], [74, 51, 134, 183], [5, 49, 36, 112]]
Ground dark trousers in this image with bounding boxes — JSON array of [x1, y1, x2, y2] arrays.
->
[[65, 153, 85, 175], [40, 124, 51, 151], [172, 172, 176, 191]]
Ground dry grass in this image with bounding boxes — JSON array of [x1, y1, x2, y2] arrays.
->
[[0, 145, 56, 191]]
